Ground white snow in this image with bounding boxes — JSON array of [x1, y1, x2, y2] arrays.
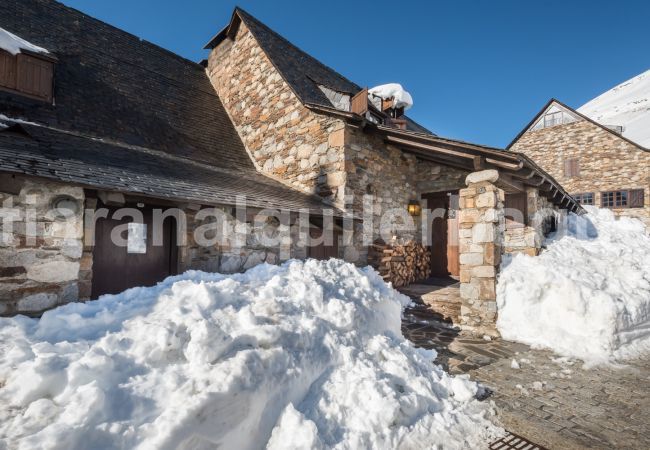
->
[[0, 27, 49, 56], [510, 359, 520, 370], [0, 259, 501, 449], [369, 83, 414, 110], [497, 207, 650, 365], [578, 69, 650, 148]]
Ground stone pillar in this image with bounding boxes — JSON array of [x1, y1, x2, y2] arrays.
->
[[458, 170, 504, 336]]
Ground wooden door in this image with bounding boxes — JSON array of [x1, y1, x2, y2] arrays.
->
[[423, 192, 460, 277], [424, 193, 449, 276], [91, 204, 177, 298], [308, 226, 339, 260]]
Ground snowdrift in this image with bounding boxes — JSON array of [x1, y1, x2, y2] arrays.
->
[[0, 259, 500, 449], [497, 207, 650, 365]]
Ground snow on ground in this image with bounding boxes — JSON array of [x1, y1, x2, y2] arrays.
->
[[578, 69, 650, 148], [0, 27, 49, 56], [0, 259, 501, 449], [497, 207, 650, 365], [368, 84, 414, 110]]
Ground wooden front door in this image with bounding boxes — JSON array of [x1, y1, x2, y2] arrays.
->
[[423, 192, 460, 277], [308, 225, 339, 260], [91, 203, 177, 298]]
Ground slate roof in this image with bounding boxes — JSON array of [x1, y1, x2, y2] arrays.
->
[[0, 0, 339, 213], [205, 8, 433, 135], [0, 121, 339, 213]]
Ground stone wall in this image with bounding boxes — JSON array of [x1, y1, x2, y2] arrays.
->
[[458, 170, 505, 336], [343, 127, 469, 263], [179, 207, 300, 274], [206, 22, 347, 207], [511, 118, 650, 226], [0, 175, 83, 315]]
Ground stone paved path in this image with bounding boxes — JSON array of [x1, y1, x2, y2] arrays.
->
[[402, 303, 650, 450]]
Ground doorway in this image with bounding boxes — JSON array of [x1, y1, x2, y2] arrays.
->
[[91, 202, 178, 298], [422, 191, 460, 277]]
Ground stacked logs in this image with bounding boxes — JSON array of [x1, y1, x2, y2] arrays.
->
[[368, 240, 431, 288]]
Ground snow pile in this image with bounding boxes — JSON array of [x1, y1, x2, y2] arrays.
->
[[497, 207, 650, 365], [0, 259, 500, 449], [0, 27, 49, 56], [369, 83, 413, 110], [578, 69, 650, 148]]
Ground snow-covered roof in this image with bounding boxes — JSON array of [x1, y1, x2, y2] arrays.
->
[[578, 69, 650, 149], [0, 26, 50, 56], [369, 83, 413, 110]]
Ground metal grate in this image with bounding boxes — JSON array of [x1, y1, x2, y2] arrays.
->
[[489, 432, 547, 450]]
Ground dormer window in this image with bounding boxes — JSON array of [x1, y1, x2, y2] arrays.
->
[[0, 28, 54, 103]]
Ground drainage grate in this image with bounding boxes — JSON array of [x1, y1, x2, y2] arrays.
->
[[489, 432, 547, 450]]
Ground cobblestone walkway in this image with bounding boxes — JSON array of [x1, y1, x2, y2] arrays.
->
[[402, 303, 650, 450]]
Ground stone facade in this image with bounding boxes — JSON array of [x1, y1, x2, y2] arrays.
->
[[511, 114, 650, 227], [0, 175, 309, 316], [206, 22, 471, 265], [207, 23, 347, 207], [0, 175, 84, 315], [343, 127, 469, 262]]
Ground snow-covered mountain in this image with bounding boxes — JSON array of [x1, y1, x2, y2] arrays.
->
[[578, 69, 650, 148]]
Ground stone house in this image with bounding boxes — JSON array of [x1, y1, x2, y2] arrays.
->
[[509, 99, 650, 226], [0, 1, 581, 335]]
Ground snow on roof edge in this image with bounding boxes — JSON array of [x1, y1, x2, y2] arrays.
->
[[0, 26, 50, 56]]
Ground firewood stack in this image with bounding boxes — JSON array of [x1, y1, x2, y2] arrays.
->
[[368, 240, 431, 287]]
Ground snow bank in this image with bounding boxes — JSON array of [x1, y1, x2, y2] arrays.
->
[[369, 83, 413, 110], [578, 69, 650, 148], [0, 259, 500, 449], [497, 207, 650, 365], [0, 27, 49, 56]]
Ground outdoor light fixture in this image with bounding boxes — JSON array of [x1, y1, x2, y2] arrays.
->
[[407, 200, 421, 216]]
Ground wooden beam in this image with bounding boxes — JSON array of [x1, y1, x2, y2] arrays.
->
[[486, 158, 523, 171], [496, 174, 525, 193], [473, 155, 486, 171], [385, 136, 476, 160]]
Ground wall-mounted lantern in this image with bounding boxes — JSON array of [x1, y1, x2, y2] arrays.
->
[[407, 199, 421, 217]]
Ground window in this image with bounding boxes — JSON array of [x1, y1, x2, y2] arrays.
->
[[601, 189, 644, 208], [564, 158, 580, 178], [573, 193, 594, 205], [544, 111, 563, 128], [0, 49, 54, 102]]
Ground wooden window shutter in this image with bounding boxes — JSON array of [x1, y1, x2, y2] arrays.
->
[[350, 88, 368, 116], [564, 158, 579, 177], [505, 192, 528, 229], [16, 54, 53, 102], [0, 50, 17, 90], [629, 189, 645, 208]]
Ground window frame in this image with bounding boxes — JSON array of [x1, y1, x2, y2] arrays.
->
[[573, 192, 594, 206], [601, 189, 644, 209]]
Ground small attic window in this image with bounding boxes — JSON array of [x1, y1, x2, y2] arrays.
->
[[531, 105, 578, 131], [0, 28, 54, 103]]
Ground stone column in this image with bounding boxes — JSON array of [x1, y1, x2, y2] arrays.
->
[[458, 170, 504, 336]]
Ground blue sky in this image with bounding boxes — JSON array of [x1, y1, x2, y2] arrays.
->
[[61, 0, 650, 147]]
